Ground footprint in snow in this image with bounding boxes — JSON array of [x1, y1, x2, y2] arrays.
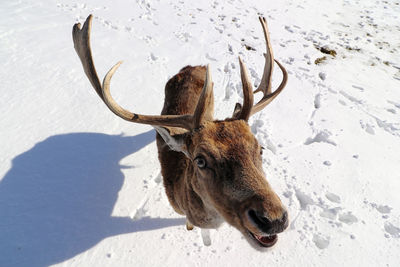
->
[[320, 207, 342, 220], [313, 234, 330, 249], [384, 222, 400, 238], [154, 172, 162, 184], [149, 53, 158, 61], [304, 130, 337, 146], [295, 189, 314, 210], [360, 120, 375, 135], [367, 201, 392, 215], [325, 192, 341, 203], [323, 160, 332, 166], [338, 212, 358, 225], [375, 205, 392, 214]]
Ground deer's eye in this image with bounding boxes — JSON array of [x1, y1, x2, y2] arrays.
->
[[260, 146, 265, 155], [194, 156, 207, 169]]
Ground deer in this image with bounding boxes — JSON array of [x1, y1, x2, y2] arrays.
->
[[72, 14, 288, 249]]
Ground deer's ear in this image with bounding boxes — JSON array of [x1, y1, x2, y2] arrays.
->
[[153, 126, 189, 156]]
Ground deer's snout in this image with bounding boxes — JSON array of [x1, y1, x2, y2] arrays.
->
[[247, 209, 288, 234]]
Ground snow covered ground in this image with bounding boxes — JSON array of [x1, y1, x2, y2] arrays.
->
[[1, 0, 399, 266]]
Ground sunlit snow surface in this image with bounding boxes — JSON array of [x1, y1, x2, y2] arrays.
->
[[1, 0, 399, 266]]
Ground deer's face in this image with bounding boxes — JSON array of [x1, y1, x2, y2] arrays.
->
[[187, 120, 288, 248]]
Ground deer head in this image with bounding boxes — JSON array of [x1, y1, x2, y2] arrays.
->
[[73, 15, 288, 249]]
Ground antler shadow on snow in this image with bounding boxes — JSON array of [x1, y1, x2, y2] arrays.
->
[[0, 131, 185, 267]]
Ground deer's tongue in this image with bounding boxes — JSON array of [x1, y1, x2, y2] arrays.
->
[[254, 233, 278, 247]]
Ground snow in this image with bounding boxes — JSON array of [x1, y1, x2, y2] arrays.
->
[[1, 0, 399, 266]]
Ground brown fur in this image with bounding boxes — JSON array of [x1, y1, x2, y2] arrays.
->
[[156, 66, 288, 248]]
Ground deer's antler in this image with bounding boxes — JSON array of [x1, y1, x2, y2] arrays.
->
[[72, 15, 212, 130], [235, 17, 288, 120]]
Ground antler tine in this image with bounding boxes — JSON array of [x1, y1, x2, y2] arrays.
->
[[250, 59, 287, 115], [232, 17, 287, 120], [237, 56, 254, 121], [72, 14, 103, 100], [193, 64, 213, 128], [254, 17, 274, 95], [72, 15, 212, 130], [249, 17, 288, 116]]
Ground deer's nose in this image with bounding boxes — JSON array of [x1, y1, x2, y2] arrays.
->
[[247, 209, 288, 234]]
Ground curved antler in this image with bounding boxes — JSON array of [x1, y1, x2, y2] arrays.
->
[[235, 17, 288, 120], [72, 15, 212, 130]]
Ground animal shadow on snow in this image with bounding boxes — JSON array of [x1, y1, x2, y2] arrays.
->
[[0, 131, 185, 267]]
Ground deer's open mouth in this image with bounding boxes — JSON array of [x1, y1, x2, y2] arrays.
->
[[248, 231, 278, 247]]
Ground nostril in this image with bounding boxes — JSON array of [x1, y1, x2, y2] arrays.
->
[[247, 209, 289, 233], [247, 209, 273, 231]]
